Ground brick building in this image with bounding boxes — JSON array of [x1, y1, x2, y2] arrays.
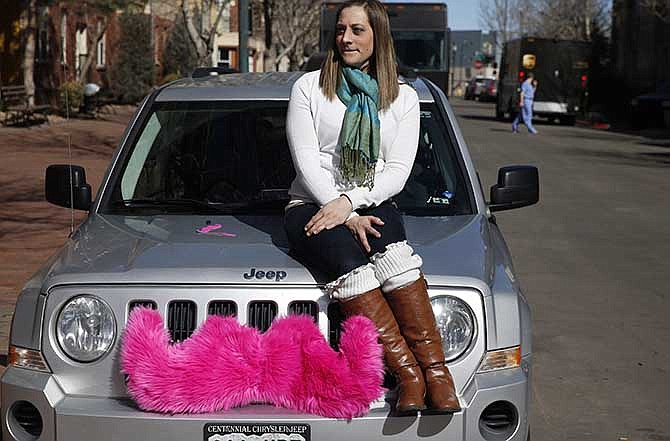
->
[[1, 1, 266, 107]]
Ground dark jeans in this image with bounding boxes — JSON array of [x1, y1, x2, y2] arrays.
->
[[284, 201, 407, 281]]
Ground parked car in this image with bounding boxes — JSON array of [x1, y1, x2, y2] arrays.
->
[[464, 76, 495, 100], [631, 81, 670, 129], [2, 70, 538, 441], [479, 79, 498, 102]]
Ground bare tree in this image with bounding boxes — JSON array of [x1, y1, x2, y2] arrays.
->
[[479, 0, 519, 46], [255, 0, 276, 71], [76, 18, 110, 84], [181, 0, 231, 65], [640, 0, 670, 22], [21, 0, 37, 106], [254, 0, 320, 71], [519, 0, 611, 40], [479, 0, 610, 43]]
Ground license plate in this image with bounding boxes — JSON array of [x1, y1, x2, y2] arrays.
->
[[204, 423, 311, 441]]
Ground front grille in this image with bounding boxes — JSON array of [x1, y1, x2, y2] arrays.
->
[[145, 299, 337, 342], [208, 300, 237, 317], [327, 302, 345, 349], [128, 300, 157, 311], [167, 300, 197, 342], [289, 301, 319, 323], [248, 301, 278, 332]]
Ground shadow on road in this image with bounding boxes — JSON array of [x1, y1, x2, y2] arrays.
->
[[458, 114, 500, 123], [638, 140, 670, 148], [459, 113, 560, 127], [564, 147, 670, 167]]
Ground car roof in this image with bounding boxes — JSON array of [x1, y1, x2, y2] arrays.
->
[[156, 71, 435, 103]]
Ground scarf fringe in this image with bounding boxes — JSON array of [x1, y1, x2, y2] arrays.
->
[[341, 145, 376, 190]]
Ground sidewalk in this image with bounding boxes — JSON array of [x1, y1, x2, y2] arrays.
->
[[0, 108, 135, 365]]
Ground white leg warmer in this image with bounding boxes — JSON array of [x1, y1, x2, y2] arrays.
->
[[371, 241, 423, 293], [325, 263, 381, 300]]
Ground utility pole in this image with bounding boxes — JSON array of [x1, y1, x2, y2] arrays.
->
[[239, 0, 249, 72]]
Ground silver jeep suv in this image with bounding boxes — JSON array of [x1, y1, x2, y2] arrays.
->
[[2, 71, 538, 441]]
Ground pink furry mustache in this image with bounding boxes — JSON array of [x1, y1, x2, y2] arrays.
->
[[121, 307, 385, 419]]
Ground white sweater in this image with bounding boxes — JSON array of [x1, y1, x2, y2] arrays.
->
[[286, 70, 420, 211]]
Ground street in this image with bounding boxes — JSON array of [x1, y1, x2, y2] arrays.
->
[[1, 99, 669, 440], [456, 99, 670, 440]]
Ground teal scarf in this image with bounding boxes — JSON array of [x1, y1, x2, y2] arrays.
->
[[336, 67, 381, 189]]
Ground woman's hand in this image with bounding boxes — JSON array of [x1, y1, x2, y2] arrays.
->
[[304, 196, 353, 236], [345, 215, 384, 253]]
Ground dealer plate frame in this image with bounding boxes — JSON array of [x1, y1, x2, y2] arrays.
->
[[204, 422, 311, 441]]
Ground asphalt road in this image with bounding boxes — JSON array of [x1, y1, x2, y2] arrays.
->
[[453, 99, 670, 441]]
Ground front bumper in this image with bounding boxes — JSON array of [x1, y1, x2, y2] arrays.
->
[[2, 356, 530, 441]]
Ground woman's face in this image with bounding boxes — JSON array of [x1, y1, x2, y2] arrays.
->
[[335, 6, 374, 71]]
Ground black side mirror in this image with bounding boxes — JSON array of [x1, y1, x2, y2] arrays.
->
[[45, 165, 92, 211], [489, 165, 539, 212]]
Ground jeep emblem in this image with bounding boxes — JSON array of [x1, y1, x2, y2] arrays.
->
[[243, 268, 287, 282]]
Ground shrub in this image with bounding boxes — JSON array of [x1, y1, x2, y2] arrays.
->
[[109, 13, 154, 103], [59, 81, 84, 115], [163, 15, 199, 78]]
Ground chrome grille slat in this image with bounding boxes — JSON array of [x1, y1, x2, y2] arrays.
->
[[248, 301, 278, 332], [128, 300, 157, 311], [167, 300, 197, 342], [208, 300, 237, 317], [288, 301, 318, 323], [327, 302, 345, 349]]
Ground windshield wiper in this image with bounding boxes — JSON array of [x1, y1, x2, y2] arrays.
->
[[114, 198, 226, 214], [112, 198, 289, 214]]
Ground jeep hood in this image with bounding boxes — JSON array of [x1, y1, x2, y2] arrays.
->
[[41, 213, 494, 290]]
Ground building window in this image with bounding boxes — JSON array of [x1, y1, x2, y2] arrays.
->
[[75, 26, 88, 77], [96, 22, 106, 67], [218, 47, 231, 68], [61, 12, 67, 64]]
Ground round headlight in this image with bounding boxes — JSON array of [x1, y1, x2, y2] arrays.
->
[[430, 296, 475, 361], [56, 295, 116, 362]]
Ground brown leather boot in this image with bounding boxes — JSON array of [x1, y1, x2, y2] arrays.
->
[[340, 288, 427, 414], [385, 276, 461, 413]]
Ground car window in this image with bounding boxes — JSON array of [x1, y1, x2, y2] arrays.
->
[[102, 101, 472, 216]]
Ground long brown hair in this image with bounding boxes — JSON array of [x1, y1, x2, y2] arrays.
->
[[319, 0, 399, 111]]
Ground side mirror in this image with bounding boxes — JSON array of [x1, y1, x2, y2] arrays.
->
[[45, 164, 92, 211], [489, 165, 539, 212]]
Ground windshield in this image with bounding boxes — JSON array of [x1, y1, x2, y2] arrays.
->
[[101, 101, 472, 216], [393, 31, 446, 70]]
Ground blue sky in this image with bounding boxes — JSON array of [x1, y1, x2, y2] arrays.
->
[[448, 1, 483, 30], [384, 0, 484, 30]]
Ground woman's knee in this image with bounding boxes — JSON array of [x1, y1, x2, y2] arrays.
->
[[326, 263, 380, 301], [370, 241, 422, 293], [363, 204, 407, 255]]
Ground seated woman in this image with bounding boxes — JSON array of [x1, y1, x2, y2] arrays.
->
[[284, 0, 460, 415]]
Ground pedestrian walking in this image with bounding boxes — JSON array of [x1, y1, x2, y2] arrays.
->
[[512, 72, 538, 134], [283, 0, 460, 416]]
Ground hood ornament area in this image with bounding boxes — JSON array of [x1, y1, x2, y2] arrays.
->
[[243, 268, 287, 282]]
